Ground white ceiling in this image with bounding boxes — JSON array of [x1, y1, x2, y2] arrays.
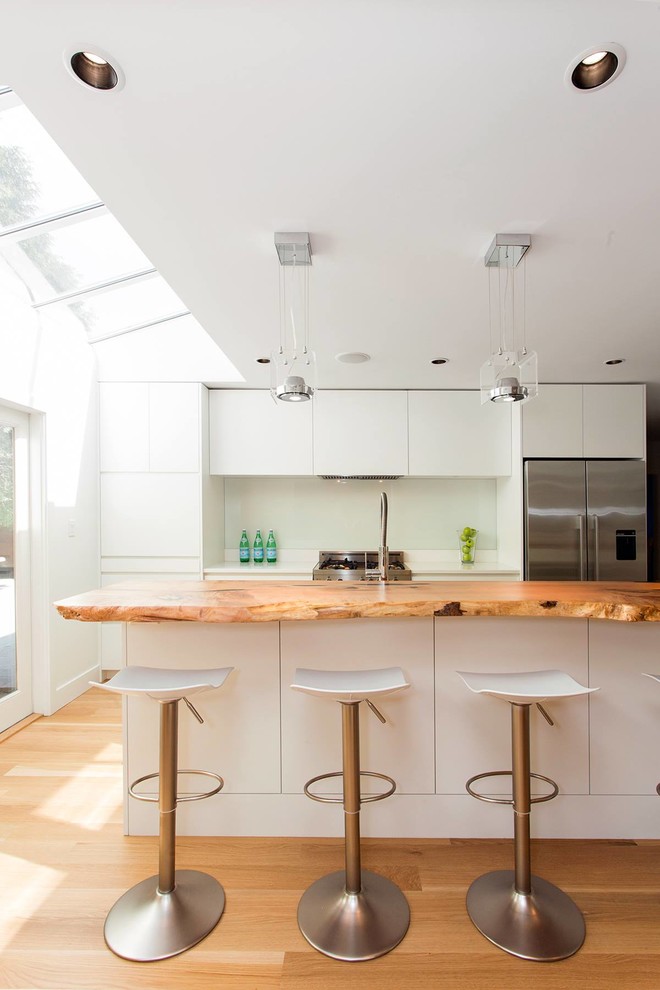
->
[[2, 1, 660, 427]]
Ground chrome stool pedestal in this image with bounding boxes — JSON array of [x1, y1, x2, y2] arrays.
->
[[94, 665, 233, 961], [292, 667, 410, 962], [458, 669, 598, 962]]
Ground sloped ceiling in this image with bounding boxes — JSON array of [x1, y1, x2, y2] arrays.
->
[[2, 1, 660, 427]]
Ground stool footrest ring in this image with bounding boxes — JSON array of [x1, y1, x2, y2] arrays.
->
[[129, 769, 225, 804], [303, 770, 396, 805], [466, 770, 559, 806]]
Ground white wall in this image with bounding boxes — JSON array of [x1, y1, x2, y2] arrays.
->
[[223, 476, 500, 559], [0, 256, 99, 714]]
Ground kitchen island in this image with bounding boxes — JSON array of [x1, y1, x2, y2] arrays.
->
[[56, 580, 660, 840]]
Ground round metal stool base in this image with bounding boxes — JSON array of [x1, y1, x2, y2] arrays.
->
[[466, 870, 585, 962], [104, 869, 225, 962], [297, 869, 410, 962]]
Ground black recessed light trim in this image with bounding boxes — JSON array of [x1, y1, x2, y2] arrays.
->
[[604, 358, 625, 366], [431, 357, 449, 365], [572, 51, 618, 90], [70, 51, 118, 90], [256, 356, 271, 364]]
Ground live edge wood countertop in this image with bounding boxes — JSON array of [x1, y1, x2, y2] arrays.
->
[[54, 579, 660, 624]]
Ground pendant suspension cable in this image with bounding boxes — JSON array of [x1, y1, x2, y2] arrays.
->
[[521, 255, 527, 355]]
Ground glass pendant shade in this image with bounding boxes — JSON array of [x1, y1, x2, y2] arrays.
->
[[480, 349, 538, 404]]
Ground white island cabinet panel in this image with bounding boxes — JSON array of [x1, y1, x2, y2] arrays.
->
[[149, 382, 200, 472], [583, 384, 646, 459], [434, 617, 591, 800], [99, 383, 150, 472], [101, 473, 200, 557], [210, 389, 312, 475], [313, 390, 408, 476], [522, 385, 583, 458], [125, 622, 281, 836], [280, 617, 434, 795], [588, 620, 660, 795], [408, 391, 511, 476]]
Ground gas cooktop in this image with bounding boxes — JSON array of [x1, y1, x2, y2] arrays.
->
[[312, 551, 412, 581]]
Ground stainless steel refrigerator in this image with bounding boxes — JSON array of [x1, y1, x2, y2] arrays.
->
[[524, 460, 647, 581]]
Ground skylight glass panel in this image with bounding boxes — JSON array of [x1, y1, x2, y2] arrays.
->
[[49, 274, 188, 340], [0, 102, 98, 231], [2, 212, 154, 304]]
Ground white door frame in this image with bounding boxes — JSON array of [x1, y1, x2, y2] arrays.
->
[[0, 401, 47, 729]]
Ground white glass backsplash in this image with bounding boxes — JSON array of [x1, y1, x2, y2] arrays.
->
[[224, 477, 497, 550]]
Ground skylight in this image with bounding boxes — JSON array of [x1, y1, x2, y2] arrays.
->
[[0, 87, 242, 378]]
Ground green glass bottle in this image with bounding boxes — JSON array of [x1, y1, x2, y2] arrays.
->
[[266, 530, 277, 564], [239, 529, 250, 563], [253, 529, 264, 563]]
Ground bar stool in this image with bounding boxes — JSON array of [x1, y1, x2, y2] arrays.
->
[[93, 665, 233, 961], [291, 666, 410, 962], [457, 668, 598, 962]]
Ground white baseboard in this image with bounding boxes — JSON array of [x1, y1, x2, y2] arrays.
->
[[52, 663, 101, 712]]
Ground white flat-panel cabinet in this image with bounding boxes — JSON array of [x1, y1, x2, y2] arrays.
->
[[100, 382, 201, 472], [313, 390, 408, 476], [101, 473, 201, 557], [210, 390, 313, 475], [583, 384, 646, 459], [149, 383, 200, 472], [408, 391, 511, 476], [522, 385, 583, 458], [588, 620, 660, 795], [280, 618, 434, 796], [522, 384, 645, 459], [99, 383, 150, 472], [435, 617, 591, 798]]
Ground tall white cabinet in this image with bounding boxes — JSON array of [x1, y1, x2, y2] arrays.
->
[[99, 382, 221, 667]]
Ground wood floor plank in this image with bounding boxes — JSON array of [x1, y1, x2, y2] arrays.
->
[[1, 688, 660, 989]]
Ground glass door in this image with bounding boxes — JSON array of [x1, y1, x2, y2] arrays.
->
[[0, 405, 31, 731]]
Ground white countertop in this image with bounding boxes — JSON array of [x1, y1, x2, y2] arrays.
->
[[203, 561, 520, 580]]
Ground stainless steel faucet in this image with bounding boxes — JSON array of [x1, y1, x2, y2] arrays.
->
[[378, 491, 389, 581]]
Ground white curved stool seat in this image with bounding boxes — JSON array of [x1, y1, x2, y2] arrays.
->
[[458, 667, 598, 963], [292, 666, 410, 962], [291, 666, 409, 702], [92, 665, 234, 962], [95, 664, 233, 702]]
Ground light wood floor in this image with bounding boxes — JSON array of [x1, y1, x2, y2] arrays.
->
[[1, 691, 659, 989]]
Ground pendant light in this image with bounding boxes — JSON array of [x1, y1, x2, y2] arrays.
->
[[480, 233, 538, 404], [271, 233, 316, 402]]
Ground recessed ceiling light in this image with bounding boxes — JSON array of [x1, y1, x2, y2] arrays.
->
[[335, 352, 371, 363], [66, 47, 123, 90], [604, 358, 625, 365], [256, 357, 271, 364], [431, 357, 449, 365], [567, 44, 626, 91]]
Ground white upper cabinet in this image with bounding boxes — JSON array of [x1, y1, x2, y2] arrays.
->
[[313, 390, 408, 476], [522, 385, 583, 458], [408, 391, 511, 476], [522, 384, 645, 459], [100, 383, 150, 471], [582, 384, 645, 459], [209, 389, 313, 475], [101, 473, 201, 557], [100, 382, 201, 472]]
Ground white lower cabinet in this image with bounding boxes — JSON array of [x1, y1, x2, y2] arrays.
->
[[280, 617, 435, 795], [125, 621, 281, 835], [588, 620, 660, 795], [434, 617, 591, 796]]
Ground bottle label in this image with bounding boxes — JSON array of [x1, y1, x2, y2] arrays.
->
[[254, 550, 264, 562], [240, 549, 250, 562], [266, 548, 277, 562]]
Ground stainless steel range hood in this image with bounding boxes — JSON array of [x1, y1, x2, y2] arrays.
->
[[319, 475, 402, 480]]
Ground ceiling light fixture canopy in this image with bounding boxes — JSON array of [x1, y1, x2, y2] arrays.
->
[[271, 233, 316, 403], [480, 234, 537, 405]]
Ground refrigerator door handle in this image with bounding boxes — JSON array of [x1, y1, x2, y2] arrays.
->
[[578, 515, 588, 581], [589, 514, 600, 580]]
